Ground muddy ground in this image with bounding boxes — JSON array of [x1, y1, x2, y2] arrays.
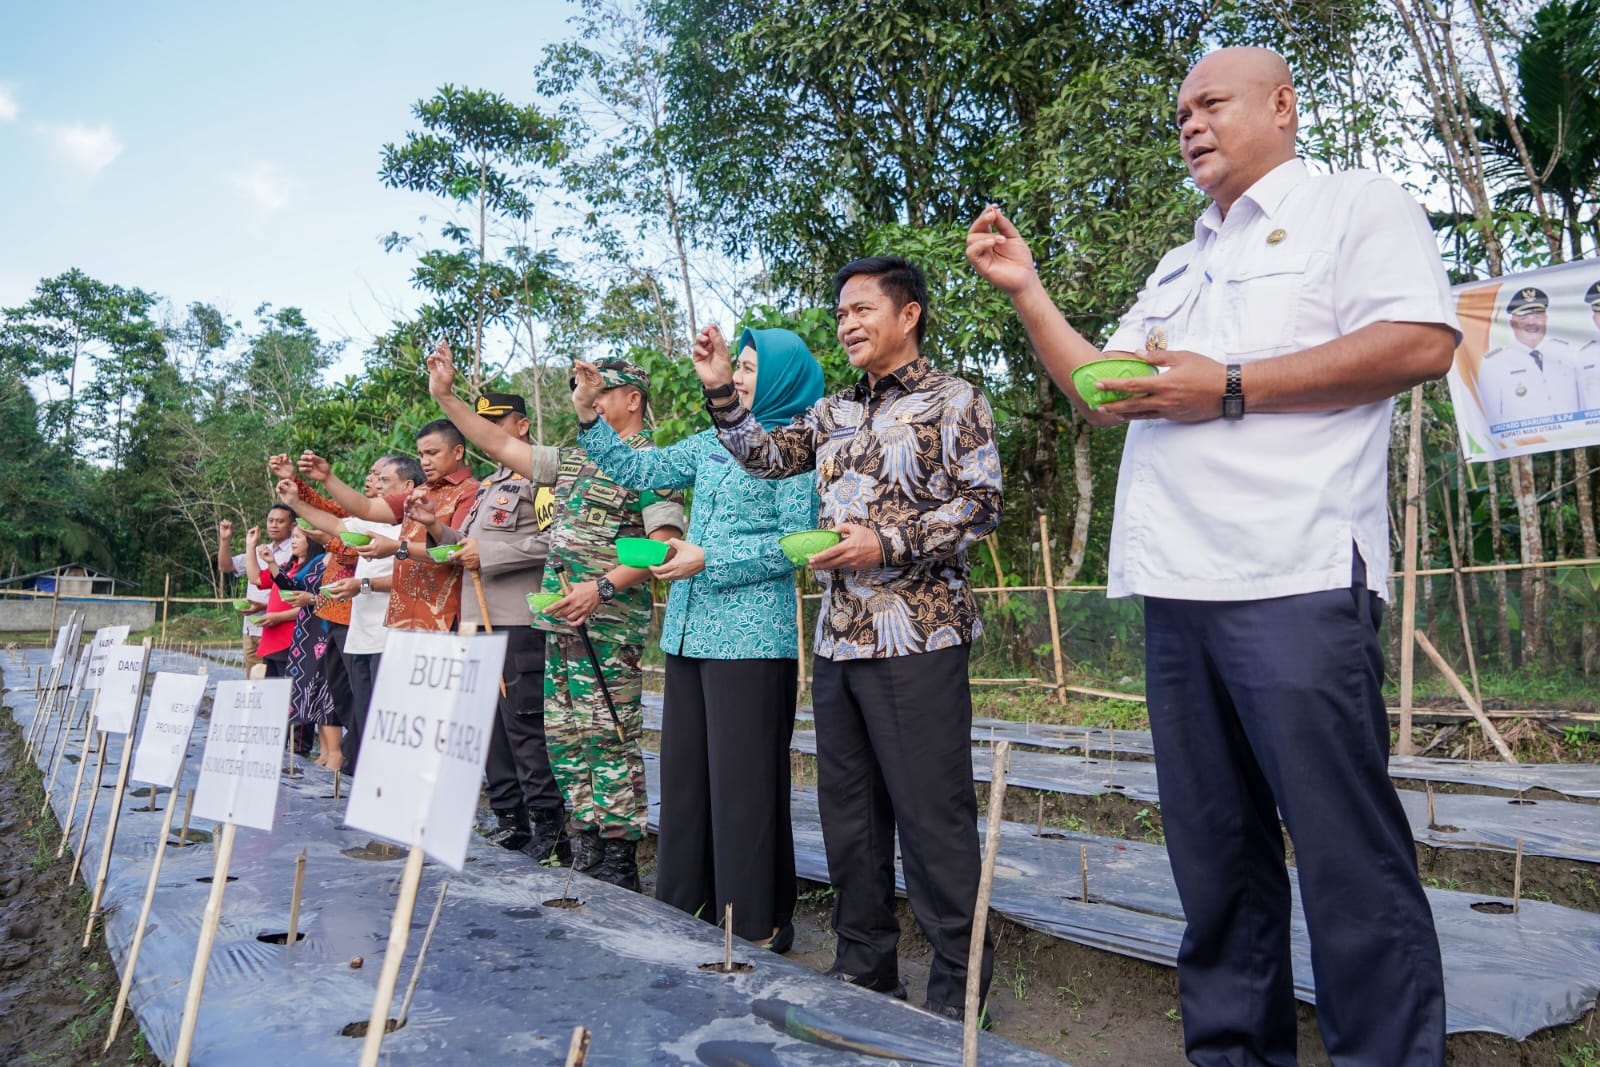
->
[[2, 677, 1597, 1066]]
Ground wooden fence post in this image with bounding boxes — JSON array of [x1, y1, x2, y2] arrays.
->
[[1397, 385, 1424, 755], [160, 573, 172, 645]]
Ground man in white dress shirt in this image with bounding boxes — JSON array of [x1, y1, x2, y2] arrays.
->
[[1478, 286, 1580, 430], [1577, 280, 1600, 413], [969, 46, 1454, 1066]]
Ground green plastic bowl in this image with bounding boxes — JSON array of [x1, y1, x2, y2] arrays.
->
[[427, 543, 466, 563], [1071, 358, 1158, 410], [527, 592, 563, 615], [340, 530, 372, 546], [295, 517, 314, 530], [231, 599, 252, 611], [616, 537, 671, 568], [779, 529, 842, 566]]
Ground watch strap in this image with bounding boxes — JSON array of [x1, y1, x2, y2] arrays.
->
[[1222, 364, 1244, 420], [701, 381, 737, 401], [595, 575, 616, 603]]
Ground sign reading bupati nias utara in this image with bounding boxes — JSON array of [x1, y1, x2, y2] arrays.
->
[[193, 679, 292, 832], [345, 630, 508, 871]]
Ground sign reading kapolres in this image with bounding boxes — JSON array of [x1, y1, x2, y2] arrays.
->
[[1446, 256, 1600, 461], [131, 673, 209, 789], [193, 679, 291, 832], [345, 630, 508, 870]]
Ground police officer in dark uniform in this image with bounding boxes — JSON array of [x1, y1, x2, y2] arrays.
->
[[414, 392, 569, 863]]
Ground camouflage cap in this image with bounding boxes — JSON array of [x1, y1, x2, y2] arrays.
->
[[572, 359, 651, 398]]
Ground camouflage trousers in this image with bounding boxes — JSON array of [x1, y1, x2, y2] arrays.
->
[[544, 632, 647, 841]]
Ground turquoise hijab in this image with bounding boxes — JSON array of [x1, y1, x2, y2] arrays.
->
[[738, 327, 825, 430]]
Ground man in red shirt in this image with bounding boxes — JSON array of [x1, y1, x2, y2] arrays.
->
[[298, 419, 479, 632]]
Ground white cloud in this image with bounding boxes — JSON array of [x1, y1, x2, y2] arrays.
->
[[43, 121, 123, 176], [0, 85, 18, 122], [230, 162, 294, 213]]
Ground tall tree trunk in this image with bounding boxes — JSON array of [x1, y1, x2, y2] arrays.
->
[[474, 156, 488, 389], [1510, 454, 1545, 663], [1457, 459, 1477, 613], [1487, 458, 1512, 662], [1062, 412, 1094, 582], [1575, 446, 1599, 675]]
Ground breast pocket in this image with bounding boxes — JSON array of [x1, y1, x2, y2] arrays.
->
[[1224, 253, 1314, 357]]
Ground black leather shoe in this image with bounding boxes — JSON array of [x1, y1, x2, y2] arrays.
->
[[521, 807, 572, 865], [572, 828, 604, 874], [591, 838, 641, 892], [483, 807, 531, 852], [826, 968, 906, 999], [923, 1001, 996, 1030]]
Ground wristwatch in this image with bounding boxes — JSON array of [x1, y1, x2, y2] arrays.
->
[[701, 381, 736, 402], [360, 577, 373, 595], [395, 540, 409, 561], [595, 575, 616, 604], [1222, 364, 1245, 420]]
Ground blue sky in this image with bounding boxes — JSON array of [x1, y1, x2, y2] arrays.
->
[[0, 1, 574, 375]]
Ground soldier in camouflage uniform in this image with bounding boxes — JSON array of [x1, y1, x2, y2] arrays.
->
[[427, 344, 683, 891]]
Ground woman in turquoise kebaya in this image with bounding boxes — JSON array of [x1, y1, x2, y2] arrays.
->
[[576, 325, 823, 950]]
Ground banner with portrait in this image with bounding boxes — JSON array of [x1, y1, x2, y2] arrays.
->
[[1446, 256, 1600, 462]]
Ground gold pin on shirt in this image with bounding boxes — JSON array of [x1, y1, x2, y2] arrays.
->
[[1145, 327, 1168, 351], [1267, 228, 1287, 245]]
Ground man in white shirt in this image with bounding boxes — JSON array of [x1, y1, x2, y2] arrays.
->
[[217, 505, 295, 671], [1577, 281, 1600, 413], [969, 47, 1454, 1066], [1478, 287, 1580, 431]]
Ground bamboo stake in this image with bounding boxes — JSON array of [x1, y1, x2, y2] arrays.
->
[[1426, 782, 1437, 830], [465, 574, 505, 698], [160, 573, 171, 645], [173, 820, 239, 1067], [795, 574, 807, 693], [1439, 485, 1483, 705], [1037, 513, 1067, 706], [83, 647, 155, 945], [985, 533, 1009, 609], [1035, 795, 1044, 836], [104, 755, 185, 1051], [68, 735, 109, 884], [396, 881, 449, 1028], [332, 769, 341, 800], [176, 789, 196, 847], [1080, 845, 1090, 903], [1512, 837, 1523, 913], [359, 845, 427, 1066], [1397, 384, 1425, 755], [286, 849, 307, 947], [563, 1026, 592, 1067], [963, 741, 1009, 1067], [1414, 631, 1517, 763], [723, 903, 734, 971], [48, 567, 62, 647], [49, 688, 98, 819]]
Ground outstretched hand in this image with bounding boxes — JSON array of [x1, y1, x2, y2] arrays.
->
[[267, 453, 295, 480], [966, 205, 1038, 296], [276, 478, 300, 506], [426, 339, 456, 399], [571, 359, 604, 414], [298, 451, 332, 482], [690, 325, 734, 392]]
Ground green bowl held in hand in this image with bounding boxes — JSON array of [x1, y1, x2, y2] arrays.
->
[[779, 529, 842, 567], [1071, 358, 1158, 410], [616, 537, 671, 568], [295, 517, 314, 531], [231, 599, 252, 611], [527, 592, 563, 616], [340, 530, 372, 546], [427, 543, 466, 563]]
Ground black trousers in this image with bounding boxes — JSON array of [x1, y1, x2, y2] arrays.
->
[[320, 623, 353, 733], [1144, 560, 1445, 1067], [342, 649, 380, 773], [811, 644, 993, 1011], [655, 655, 797, 942], [484, 627, 561, 813]]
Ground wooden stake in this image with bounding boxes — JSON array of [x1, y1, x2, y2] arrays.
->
[[1414, 631, 1516, 763], [1037, 513, 1067, 706], [397, 881, 449, 1028], [985, 533, 1009, 609], [1397, 384, 1425, 755], [173, 820, 239, 1067], [49, 689, 99, 820], [104, 754, 185, 1051], [68, 735, 109, 884], [48, 566, 62, 646], [1512, 837, 1524, 913], [723, 902, 734, 971], [83, 641, 154, 944], [1426, 782, 1437, 830], [176, 789, 195, 847], [563, 1026, 592, 1067], [160, 573, 172, 645], [1080, 845, 1090, 904], [286, 849, 307, 948], [358, 845, 427, 1067], [963, 742, 1010, 1065], [332, 769, 341, 800], [794, 576, 808, 693], [1035, 795, 1044, 837], [1439, 477, 1482, 704]]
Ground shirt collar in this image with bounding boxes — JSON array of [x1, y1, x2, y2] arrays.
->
[[850, 355, 933, 399], [430, 467, 472, 488], [1197, 157, 1309, 237]]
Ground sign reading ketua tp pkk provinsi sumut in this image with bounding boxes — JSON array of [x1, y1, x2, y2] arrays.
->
[[83, 625, 131, 692], [95, 644, 149, 735], [130, 673, 209, 789], [344, 630, 508, 871], [193, 679, 291, 832]]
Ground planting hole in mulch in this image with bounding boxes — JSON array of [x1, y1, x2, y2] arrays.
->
[[1508, 799, 1538, 806], [1035, 831, 1068, 840], [195, 875, 238, 883], [340, 1018, 401, 1037], [699, 961, 754, 974], [1430, 824, 1462, 833], [1471, 901, 1517, 914], [543, 897, 583, 909], [342, 840, 406, 861], [256, 931, 308, 945]]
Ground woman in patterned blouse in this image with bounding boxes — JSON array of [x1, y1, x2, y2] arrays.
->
[[576, 326, 823, 951]]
